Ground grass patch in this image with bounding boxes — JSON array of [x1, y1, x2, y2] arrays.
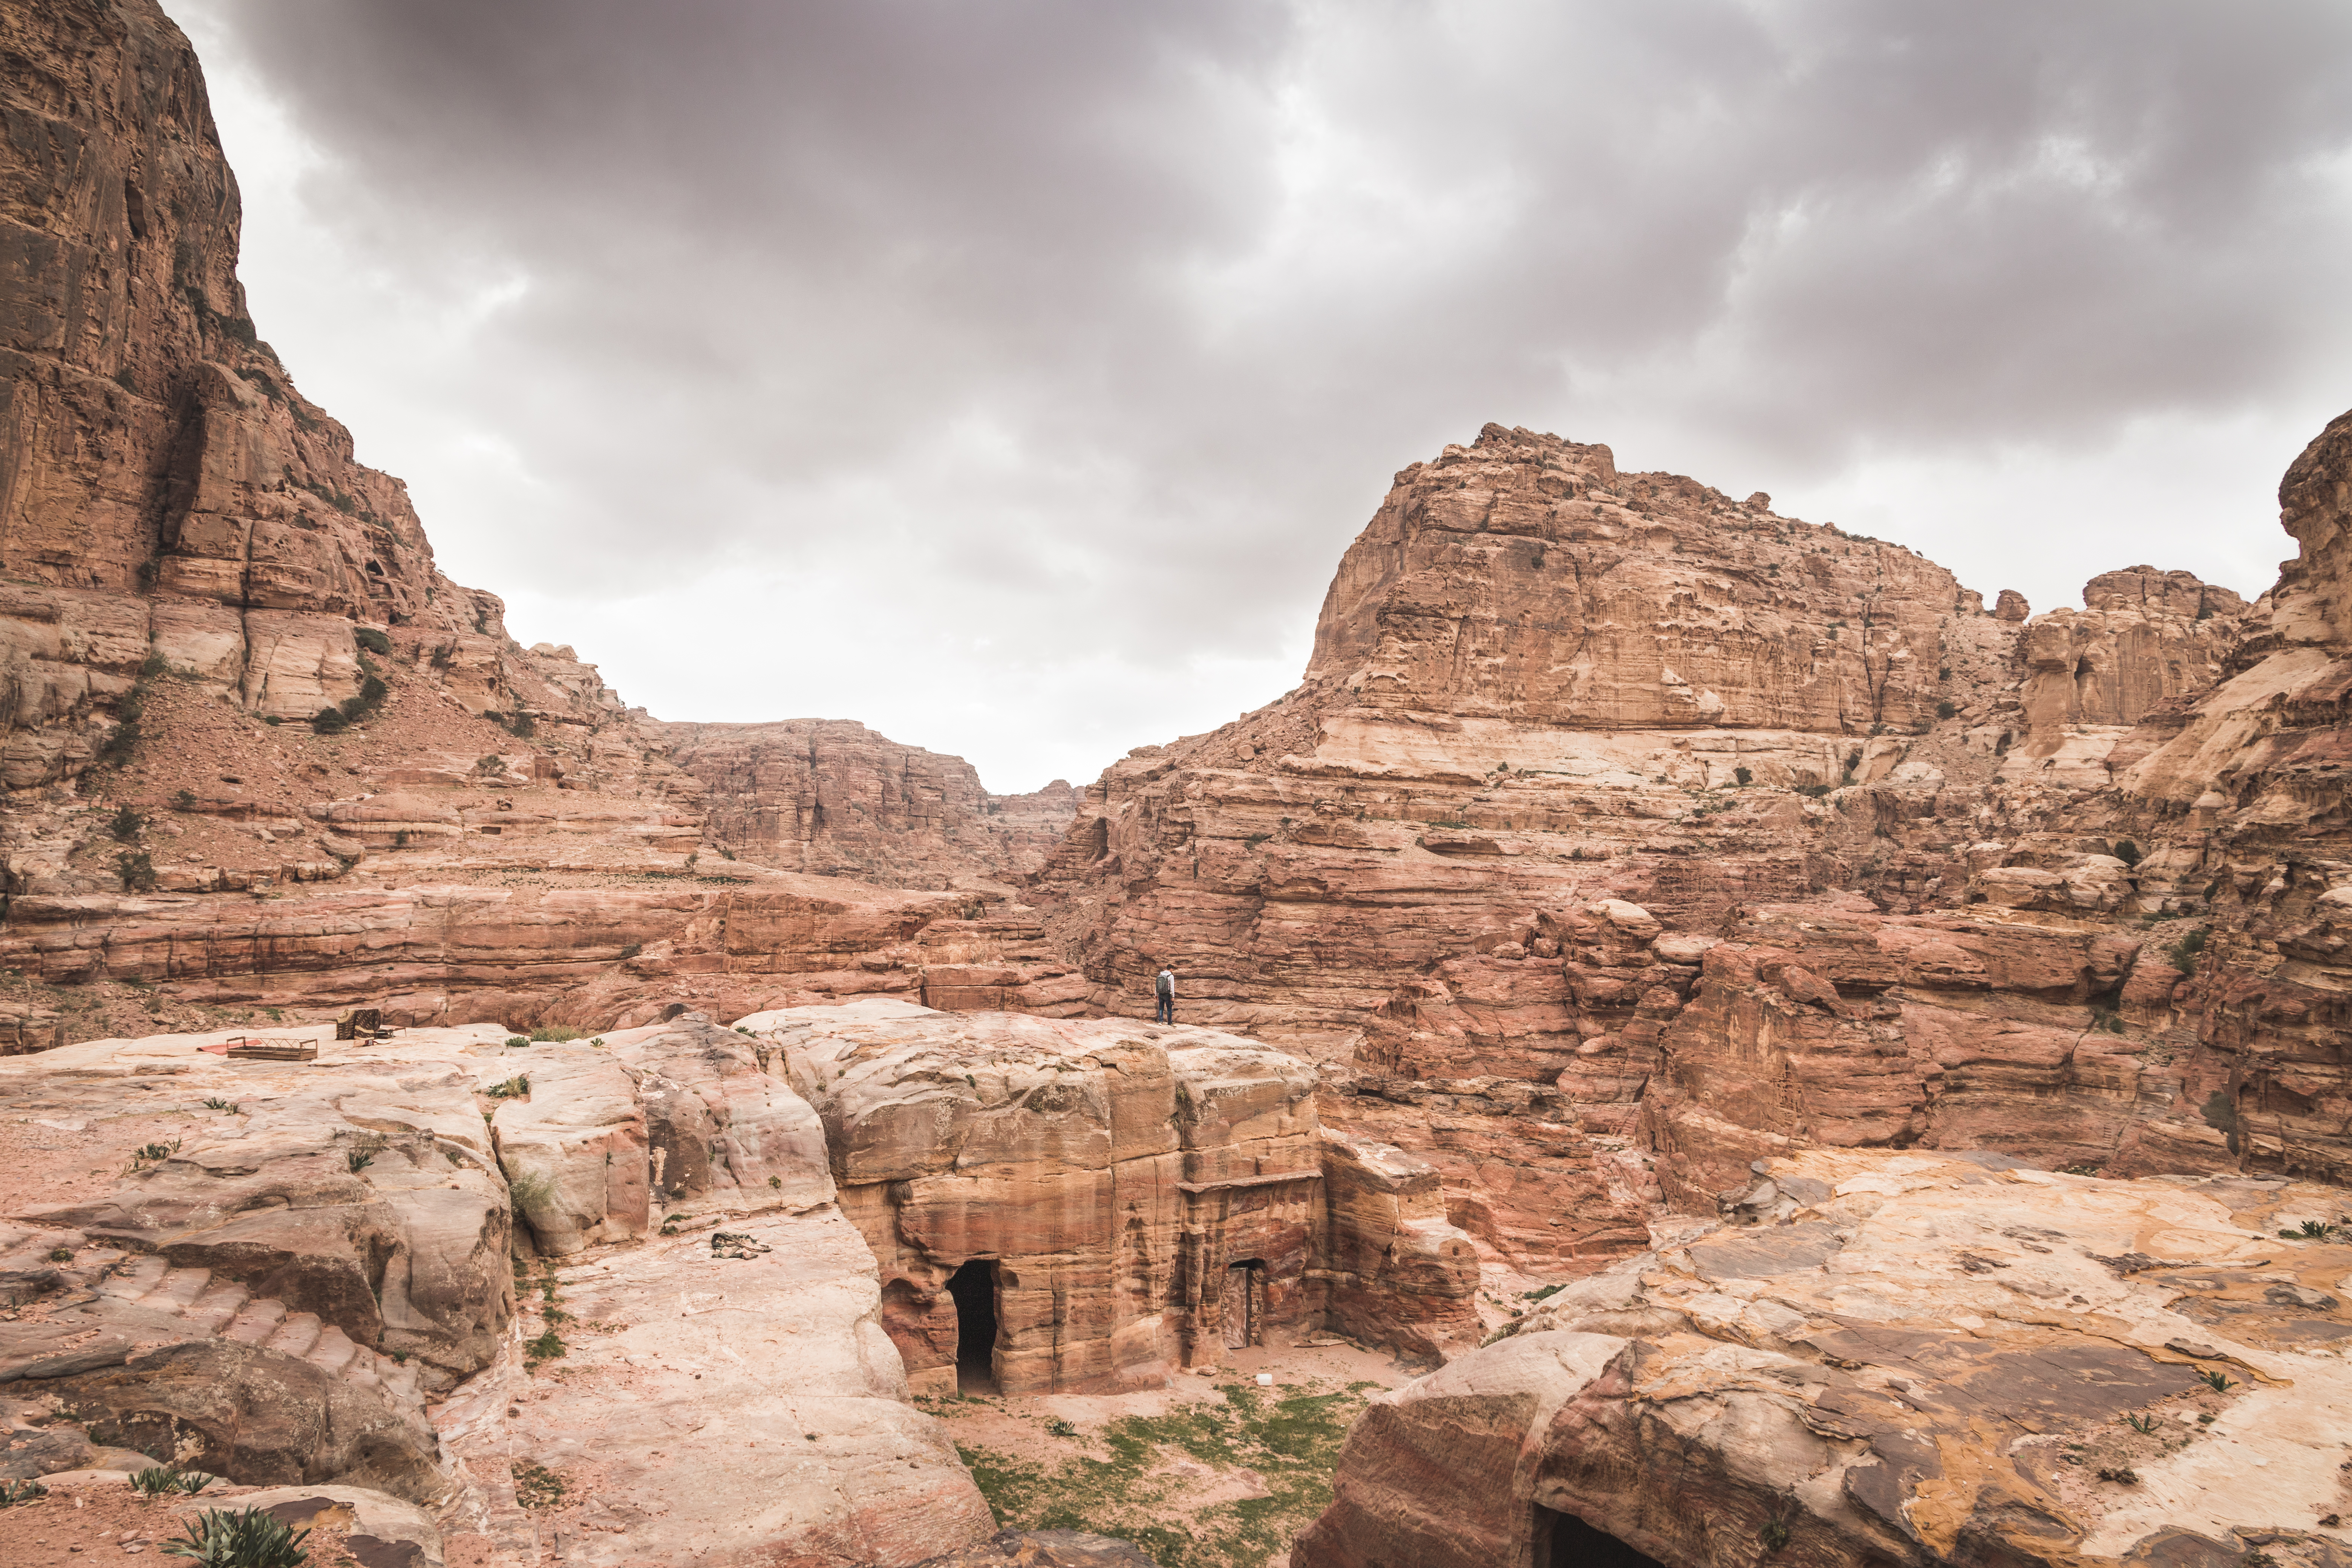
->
[[949, 1380, 1380, 1568]]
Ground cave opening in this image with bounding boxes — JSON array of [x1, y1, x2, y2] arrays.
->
[[947, 1258, 998, 1394], [1534, 1507, 1665, 1568]]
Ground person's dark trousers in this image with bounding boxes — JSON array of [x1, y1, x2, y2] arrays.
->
[[1155, 996, 1173, 1024]]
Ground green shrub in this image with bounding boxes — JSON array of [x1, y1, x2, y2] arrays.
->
[[117, 851, 158, 891], [2112, 839, 2142, 867], [354, 627, 391, 655], [1794, 783, 1830, 799], [0, 1478, 46, 1506], [163, 1505, 308, 1568], [311, 707, 349, 735], [1733, 767, 1753, 786], [528, 1025, 579, 1042], [109, 805, 145, 841], [485, 1075, 530, 1098], [1936, 700, 1957, 719], [174, 789, 197, 810], [2168, 927, 2208, 975]]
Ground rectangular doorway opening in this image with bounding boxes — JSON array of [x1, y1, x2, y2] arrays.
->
[[1221, 1259, 1264, 1349], [948, 1258, 999, 1394], [1534, 1507, 1664, 1568]]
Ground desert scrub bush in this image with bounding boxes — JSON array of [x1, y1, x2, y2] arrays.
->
[[201, 1096, 240, 1113], [1936, 700, 1958, 719], [48, 1246, 74, 1262], [354, 626, 391, 655], [485, 1075, 530, 1099], [164, 1506, 308, 1568], [511, 1459, 568, 1508], [117, 850, 158, 891], [2167, 926, 2208, 975], [1733, 766, 1753, 786], [528, 1025, 580, 1042], [130, 1463, 213, 1498], [311, 706, 348, 735], [109, 804, 146, 841], [2112, 839, 2142, 867]]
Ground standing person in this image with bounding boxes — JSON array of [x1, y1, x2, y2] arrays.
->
[[1154, 965, 1176, 1024]]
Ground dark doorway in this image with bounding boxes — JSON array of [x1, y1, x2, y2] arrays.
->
[[1535, 1508, 1664, 1568], [947, 1259, 998, 1393], [1221, 1259, 1264, 1349]]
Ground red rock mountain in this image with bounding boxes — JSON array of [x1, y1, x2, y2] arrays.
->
[[0, 0, 1073, 1044]]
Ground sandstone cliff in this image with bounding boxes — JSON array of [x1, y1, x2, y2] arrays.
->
[[1026, 416, 2339, 1271], [0, 0, 1073, 1046]]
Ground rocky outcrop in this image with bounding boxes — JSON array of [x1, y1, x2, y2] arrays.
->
[[1027, 411, 2352, 1270], [1295, 1147, 2352, 1568], [658, 717, 1076, 888], [0, 1014, 1000, 1563], [757, 1000, 1477, 1391], [0, 0, 1073, 1046]]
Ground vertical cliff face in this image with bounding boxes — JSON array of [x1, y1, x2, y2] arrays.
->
[[656, 717, 1076, 888], [1030, 413, 2346, 1268], [0, 0, 510, 779], [0, 0, 1073, 1042]]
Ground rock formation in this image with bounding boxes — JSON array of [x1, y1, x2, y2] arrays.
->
[[0, 0, 1074, 1046], [1023, 411, 2352, 1279], [1295, 1147, 2352, 1568], [756, 999, 1478, 1390], [0, 1011, 1005, 1563]]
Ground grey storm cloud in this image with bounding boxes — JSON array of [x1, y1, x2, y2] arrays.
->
[[167, 0, 2352, 790]]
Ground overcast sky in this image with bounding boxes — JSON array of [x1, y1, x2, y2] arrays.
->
[[165, 0, 2352, 793]]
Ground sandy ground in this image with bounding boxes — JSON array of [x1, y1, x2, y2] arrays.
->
[[0, 1105, 220, 1215], [0, 1481, 368, 1568]]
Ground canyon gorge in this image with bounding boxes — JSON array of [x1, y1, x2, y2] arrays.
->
[[2, 1, 2349, 1566]]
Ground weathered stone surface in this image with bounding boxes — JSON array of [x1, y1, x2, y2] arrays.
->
[[1296, 1148, 2352, 1568], [657, 717, 1077, 888], [755, 1000, 1475, 1393], [439, 1203, 995, 1568], [911, 1530, 1159, 1568]]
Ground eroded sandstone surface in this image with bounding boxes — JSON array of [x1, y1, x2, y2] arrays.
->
[[1295, 1147, 2352, 1568], [1025, 411, 2346, 1280], [0, 1011, 1012, 1566]]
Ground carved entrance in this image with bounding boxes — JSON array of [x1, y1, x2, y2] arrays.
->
[[1533, 1507, 1663, 1568], [1220, 1259, 1263, 1349]]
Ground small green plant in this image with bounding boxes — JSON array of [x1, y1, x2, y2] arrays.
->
[[1936, 700, 1958, 719], [163, 1506, 309, 1568], [118, 850, 158, 891], [475, 753, 506, 776], [131, 1464, 214, 1498], [355, 627, 392, 655], [1046, 1418, 1079, 1438], [767, 1174, 783, 1190], [2282, 1219, 2342, 1240], [2112, 839, 2142, 867], [2060, 1162, 2101, 1176], [524, 1325, 566, 1366], [202, 1096, 240, 1112], [2199, 1368, 2232, 1393], [2126, 1414, 2158, 1435], [1733, 766, 1753, 786], [109, 804, 146, 841], [505, 1034, 530, 1047], [173, 788, 197, 810], [528, 1025, 579, 1042], [0, 1478, 46, 1505], [512, 1459, 568, 1508], [129, 1138, 182, 1171], [485, 1075, 530, 1099], [311, 706, 349, 735], [2168, 926, 2208, 975], [48, 1246, 73, 1262], [2096, 1466, 2139, 1484], [346, 1146, 376, 1173]]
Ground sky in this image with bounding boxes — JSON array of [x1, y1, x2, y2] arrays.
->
[[164, 0, 2352, 794]]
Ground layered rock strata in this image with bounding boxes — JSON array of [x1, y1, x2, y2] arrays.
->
[[1295, 1147, 2352, 1568], [1027, 415, 2352, 1269], [0, 0, 1072, 1044], [0, 1012, 1003, 1564], [756, 999, 1480, 1391]]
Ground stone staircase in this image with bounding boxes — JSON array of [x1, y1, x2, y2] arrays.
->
[[85, 1254, 427, 1412]]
